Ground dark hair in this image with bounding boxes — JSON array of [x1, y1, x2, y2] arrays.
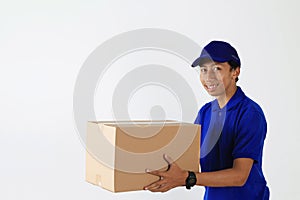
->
[[228, 60, 240, 82]]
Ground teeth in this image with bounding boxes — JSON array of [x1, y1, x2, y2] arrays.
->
[[207, 84, 217, 89]]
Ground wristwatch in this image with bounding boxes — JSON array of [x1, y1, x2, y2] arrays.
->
[[185, 171, 197, 189]]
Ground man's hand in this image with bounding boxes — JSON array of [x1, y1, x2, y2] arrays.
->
[[144, 154, 188, 192]]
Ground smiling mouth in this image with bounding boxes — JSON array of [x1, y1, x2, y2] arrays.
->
[[205, 84, 219, 91]]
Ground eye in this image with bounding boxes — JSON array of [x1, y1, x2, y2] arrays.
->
[[212, 66, 221, 72], [200, 68, 207, 73]]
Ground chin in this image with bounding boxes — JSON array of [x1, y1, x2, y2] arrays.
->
[[206, 90, 224, 98]]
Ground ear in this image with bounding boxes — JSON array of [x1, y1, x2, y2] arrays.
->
[[232, 67, 240, 80]]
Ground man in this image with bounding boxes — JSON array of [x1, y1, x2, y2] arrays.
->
[[144, 41, 270, 199]]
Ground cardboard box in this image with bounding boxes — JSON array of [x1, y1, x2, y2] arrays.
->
[[86, 120, 200, 192]]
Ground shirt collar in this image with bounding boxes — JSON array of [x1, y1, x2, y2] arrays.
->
[[211, 86, 246, 112]]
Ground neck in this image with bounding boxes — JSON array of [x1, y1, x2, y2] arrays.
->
[[217, 85, 238, 109]]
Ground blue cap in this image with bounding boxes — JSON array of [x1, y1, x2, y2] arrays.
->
[[191, 41, 241, 67]]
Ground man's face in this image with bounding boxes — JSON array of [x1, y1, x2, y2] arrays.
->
[[199, 61, 240, 97]]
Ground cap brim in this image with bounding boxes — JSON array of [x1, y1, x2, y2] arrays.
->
[[191, 57, 202, 67], [191, 55, 230, 67]]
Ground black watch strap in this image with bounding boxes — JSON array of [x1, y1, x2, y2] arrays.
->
[[185, 171, 197, 190]]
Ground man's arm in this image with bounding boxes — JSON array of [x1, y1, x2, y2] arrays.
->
[[196, 158, 253, 187], [144, 155, 253, 192]]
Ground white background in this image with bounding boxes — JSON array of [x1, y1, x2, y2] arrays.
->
[[1, 0, 299, 199]]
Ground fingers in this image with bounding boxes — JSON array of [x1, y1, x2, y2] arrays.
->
[[144, 168, 169, 192], [144, 179, 165, 191], [144, 180, 171, 192], [144, 155, 179, 193], [146, 184, 170, 193], [145, 169, 165, 177]]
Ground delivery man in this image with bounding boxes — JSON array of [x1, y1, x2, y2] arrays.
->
[[144, 41, 270, 200]]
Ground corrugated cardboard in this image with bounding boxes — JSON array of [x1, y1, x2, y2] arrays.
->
[[86, 120, 200, 192]]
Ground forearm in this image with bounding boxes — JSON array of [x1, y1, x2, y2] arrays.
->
[[144, 157, 253, 192], [196, 158, 254, 187], [196, 168, 246, 187]]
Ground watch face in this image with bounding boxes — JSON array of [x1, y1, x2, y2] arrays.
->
[[186, 171, 196, 189], [188, 178, 196, 185]]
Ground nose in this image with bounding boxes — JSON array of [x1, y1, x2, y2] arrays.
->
[[205, 69, 216, 80]]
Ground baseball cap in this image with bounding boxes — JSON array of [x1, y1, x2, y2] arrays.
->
[[191, 40, 241, 67]]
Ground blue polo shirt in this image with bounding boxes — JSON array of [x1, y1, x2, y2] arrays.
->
[[194, 87, 269, 200]]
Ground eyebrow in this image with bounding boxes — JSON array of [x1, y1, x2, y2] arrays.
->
[[200, 62, 221, 68]]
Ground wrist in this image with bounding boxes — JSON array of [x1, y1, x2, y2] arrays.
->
[[185, 171, 197, 189], [181, 171, 189, 186]]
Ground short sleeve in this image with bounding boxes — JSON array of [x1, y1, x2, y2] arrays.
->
[[194, 102, 211, 125], [232, 111, 267, 163], [194, 110, 201, 125]]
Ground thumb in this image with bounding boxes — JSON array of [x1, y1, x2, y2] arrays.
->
[[163, 154, 174, 165]]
